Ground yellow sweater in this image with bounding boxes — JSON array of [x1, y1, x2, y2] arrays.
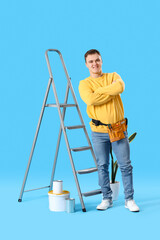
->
[[78, 72, 125, 133]]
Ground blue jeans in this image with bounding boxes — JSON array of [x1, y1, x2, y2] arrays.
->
[[91, 131, 134, 200]]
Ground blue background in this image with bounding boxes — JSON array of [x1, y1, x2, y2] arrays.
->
[[1, 0, 160, 239]]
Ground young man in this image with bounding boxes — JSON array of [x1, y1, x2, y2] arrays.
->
[[78, 49, 139, 212]]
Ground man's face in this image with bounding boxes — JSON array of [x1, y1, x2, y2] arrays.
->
[[85, 53, 102, 74]]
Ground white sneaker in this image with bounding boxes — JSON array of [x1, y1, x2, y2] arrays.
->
[[125, 199, 140, 212], [96, 199, 113, 210]]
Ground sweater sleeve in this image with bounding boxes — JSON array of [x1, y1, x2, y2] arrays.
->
[[79, 80, 115, 106], [95, 72, 125, 96]]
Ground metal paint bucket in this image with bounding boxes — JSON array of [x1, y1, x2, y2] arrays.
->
[[66, 198, 75, 213], [52, 180, 63, 194], [48, 190, 70, 212]]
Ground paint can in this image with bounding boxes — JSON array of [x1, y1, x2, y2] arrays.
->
[[48, 190, 70, 212], [52, 180, 63, 194], [66, 198, 75, 213]]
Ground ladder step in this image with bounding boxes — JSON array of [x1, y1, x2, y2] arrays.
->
[[71, 146, 92, 152], [77, 167, 98, 174], [45, 104, 76, 107], [65, 125, 85, 130], [82, 189, 102, 197]]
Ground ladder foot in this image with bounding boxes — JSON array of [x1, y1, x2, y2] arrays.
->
[[18, 199, 22, 202], [82, 208, 86, 212]]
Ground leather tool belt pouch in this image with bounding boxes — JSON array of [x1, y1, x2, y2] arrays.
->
[[108, 119, 127, 143], [92, 118, 128, 143]]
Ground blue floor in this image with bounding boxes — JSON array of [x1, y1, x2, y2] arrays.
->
[[1, 177, 160, 240]]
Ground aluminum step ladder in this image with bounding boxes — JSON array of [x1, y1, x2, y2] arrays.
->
[[18, 49, 102, 212]]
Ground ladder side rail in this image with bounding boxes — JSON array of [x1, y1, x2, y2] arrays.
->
[[18, 77, 52, 202], [45, 49, 95, 157], [49, 82, 70, 191], [50, 78, 86, 211], [45, 50, 86, 210], [57, 52, 97, 167], [45, 49, 62, 78]]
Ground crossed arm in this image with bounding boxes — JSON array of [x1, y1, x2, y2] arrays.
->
[[78, 75, 125, 106]]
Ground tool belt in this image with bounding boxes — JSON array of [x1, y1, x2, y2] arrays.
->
[[92, 118, 128, 143]]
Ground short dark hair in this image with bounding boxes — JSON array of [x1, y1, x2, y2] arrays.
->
[[84, 49, 101, 62]]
